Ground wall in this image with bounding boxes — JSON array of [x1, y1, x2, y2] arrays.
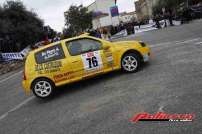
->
[[88, 0, 120, 29], [135, 0, 158, 21], [119, 12, 137, 23]]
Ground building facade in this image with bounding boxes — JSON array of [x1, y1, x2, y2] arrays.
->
[[87, 0, 120, 29], [119, 11, 137, 23], [135, 0, 158, 21]]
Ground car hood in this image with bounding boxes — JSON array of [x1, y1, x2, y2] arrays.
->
[[112, 40, 141, 47]]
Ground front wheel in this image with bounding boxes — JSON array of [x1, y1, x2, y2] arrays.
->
[[32, 78, 55, 99], [121, 53, 141, 73]]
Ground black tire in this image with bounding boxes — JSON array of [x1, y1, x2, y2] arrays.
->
[[121, 53, 141, 73], [32, 78, 55, 99]]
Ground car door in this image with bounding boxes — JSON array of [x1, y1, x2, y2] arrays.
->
[[65, 38, 114, 80]]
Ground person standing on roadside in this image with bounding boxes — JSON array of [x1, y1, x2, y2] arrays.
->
[[95, 30, 101, 38], [154, 14, 161, 29], [168, 9, 174, 26], [163, 11, 168, 27]]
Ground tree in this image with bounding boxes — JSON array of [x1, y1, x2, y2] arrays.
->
[[0, 1, 53, 52], [43, 25, 57, 39], [153, 0, 186, 15], [62, 26, 75, 38], [64, 5, 92, 36]]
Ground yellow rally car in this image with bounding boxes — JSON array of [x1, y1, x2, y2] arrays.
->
[[22, 35, 150, 98]]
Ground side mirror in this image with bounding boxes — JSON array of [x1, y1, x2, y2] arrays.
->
[[103, 44, 110, 50]]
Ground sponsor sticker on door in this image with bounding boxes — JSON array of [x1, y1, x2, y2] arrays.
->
[[81, 51, 103, 72]]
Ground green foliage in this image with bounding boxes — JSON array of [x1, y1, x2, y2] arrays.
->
[[153, 0, 187, 15], [64, 5, 92, 36], [0, 1, 55, 52], [43, 25, 57, 39], [62, 26, 75, 38]]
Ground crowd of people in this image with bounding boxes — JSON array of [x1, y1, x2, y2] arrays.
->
[[87, 21, 144, 40], [88, 2, 202, 40], [154, 3, 202, 28], [153, 9, 175, 29]]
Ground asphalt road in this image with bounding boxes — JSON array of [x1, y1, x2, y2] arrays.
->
[[0, 20, 202, 134]]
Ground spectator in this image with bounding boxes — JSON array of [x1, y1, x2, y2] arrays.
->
[[168, 9, 174, 26], [95, 30, 101, 38], [43, 36, 50, 45], [154, 14, 161, 29], [163, 11, 168, 27]]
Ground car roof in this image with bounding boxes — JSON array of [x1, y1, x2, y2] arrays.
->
[[29, 35, 110, 56], [30, 35, 91, 54]]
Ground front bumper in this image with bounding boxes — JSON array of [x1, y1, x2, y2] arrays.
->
[[143, 53, 150, 62]]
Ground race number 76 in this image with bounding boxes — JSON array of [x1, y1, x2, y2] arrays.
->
[[86, 56, 98, 68]]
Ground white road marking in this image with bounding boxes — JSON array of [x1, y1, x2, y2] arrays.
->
[[150, 38, 201, 48], [175, 38, 200, 45], [0, 96, 35, 121], [150, 42, 172, 48], [0, 70, 23, 84], [195, 42, 202, 45]]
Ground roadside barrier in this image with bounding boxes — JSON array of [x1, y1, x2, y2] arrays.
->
[[1, 53, 23, 60], [0, 46, 31, 61], [111, 29, 128, 39]]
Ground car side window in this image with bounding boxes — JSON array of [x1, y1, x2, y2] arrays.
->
[[66, 39, 102, 56], [35, 44, 65, 64]]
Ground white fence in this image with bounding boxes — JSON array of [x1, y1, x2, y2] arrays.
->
[[1, 53, 23, 60], [134, 20, 181, 34], [111, 29, 128, 39], [1, 46, 31, 61]]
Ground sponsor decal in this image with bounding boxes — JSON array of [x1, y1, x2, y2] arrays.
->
[[35, 61, 62, 74], [81, 51, 103, 72], [1, 53, 23, 60], [106, 55, 114, 67], [1, 46, 31, 61], [35, 44, 65, 64], [104, 51, 114, 67], [110, 5, 119, 17], [41, 47, 60, 60], [83, 70, 103, 79], [130, 112, 195, 123], [53, 72, 73, 82]]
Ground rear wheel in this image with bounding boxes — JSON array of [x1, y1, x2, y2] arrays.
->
[[121, 53, 141, 73], [32, 78, 55, 99]]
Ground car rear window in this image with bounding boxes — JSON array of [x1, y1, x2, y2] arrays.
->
[[35, 44, 65, 64]]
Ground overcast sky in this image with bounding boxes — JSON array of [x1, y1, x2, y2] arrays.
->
[[0, 0, 136, 32]]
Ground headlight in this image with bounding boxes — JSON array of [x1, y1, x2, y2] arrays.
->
[[139, 41, 146, 47]]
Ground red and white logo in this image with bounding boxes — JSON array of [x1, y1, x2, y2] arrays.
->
[[87, 52, 94, 57], [130, 112, 195, 123]]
